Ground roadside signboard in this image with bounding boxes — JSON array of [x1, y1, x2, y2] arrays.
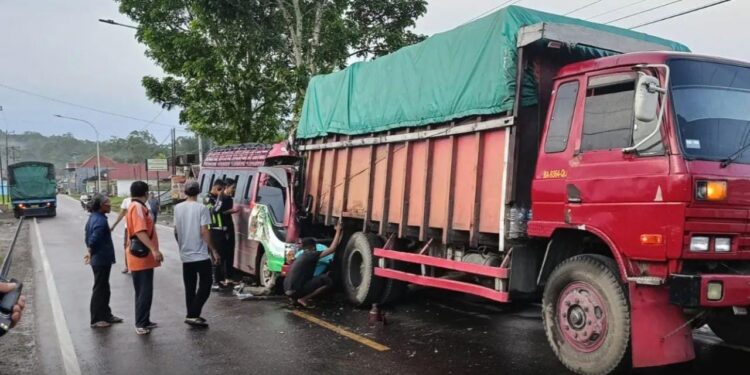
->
[[146, 158, 168, 171]]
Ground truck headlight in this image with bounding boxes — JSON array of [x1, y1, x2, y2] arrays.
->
[[695, 180, 727, 201], [715, 237, 731, 252], [690, 236, 709, 252]]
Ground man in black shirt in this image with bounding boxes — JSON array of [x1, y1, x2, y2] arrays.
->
[[206, 179, 229, 290], [284, 222, 343, 308], [219, 179, 239, 285]]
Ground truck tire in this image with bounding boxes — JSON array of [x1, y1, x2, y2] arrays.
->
[[707, 308, 750, 347], [49, 208, 57, 218], [542, 254, 630, 375], [342, 232, 384, 307]]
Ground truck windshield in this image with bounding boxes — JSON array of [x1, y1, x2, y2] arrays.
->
[[670, 59, 750, 164]]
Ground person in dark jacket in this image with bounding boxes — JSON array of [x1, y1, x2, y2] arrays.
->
[[148, 192, 159, 223], [84, 194, 123, 328]]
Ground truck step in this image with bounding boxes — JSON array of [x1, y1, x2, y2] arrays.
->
[[374, 267, 509, 303], [374, 248, 508, 278]]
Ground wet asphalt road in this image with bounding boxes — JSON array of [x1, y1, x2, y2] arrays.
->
[[29, 195, 750, 375]]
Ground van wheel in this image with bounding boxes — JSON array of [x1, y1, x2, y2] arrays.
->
[[708, 308, 750, 347], [542, 255, 630, 375], [342, 232, 384, 307], [258, 252, 277, 289]]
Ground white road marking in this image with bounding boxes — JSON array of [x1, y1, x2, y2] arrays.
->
[[33, 218, 82, 375]]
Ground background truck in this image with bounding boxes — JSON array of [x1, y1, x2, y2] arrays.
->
[[8, 161, 57, 218], [242, 6, 750, 374]]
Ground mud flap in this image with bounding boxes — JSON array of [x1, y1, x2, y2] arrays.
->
[[629, 283, 695, 368]]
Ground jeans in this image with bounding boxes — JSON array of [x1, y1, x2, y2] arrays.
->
[[182, 259, 212, 319], [132, 269, 154, 328], [90, 265, 113, 324]]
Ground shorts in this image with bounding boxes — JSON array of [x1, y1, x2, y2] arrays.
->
[[288, 275, 333, 299]]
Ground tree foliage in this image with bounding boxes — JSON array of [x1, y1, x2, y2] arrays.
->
[[7, 130, 193, 169], [116, 0, 427, 144]]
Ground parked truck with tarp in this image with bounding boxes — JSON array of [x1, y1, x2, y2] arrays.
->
[[241, 6, 750, 374], [9, 161, 57, 218]]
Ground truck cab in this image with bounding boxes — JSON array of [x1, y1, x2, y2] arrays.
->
[[531, 52, 750, 368]]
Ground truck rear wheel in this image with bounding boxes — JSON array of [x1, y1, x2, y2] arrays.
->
[[708, 308, 750, 347], [542, 254, 630, 375], [342, 232, 384, 306]]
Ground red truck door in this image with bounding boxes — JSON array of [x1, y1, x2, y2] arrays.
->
[[563, 69, 680, 262]]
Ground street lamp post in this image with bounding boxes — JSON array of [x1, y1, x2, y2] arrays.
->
[[54, 115, 101, 193], [98, 19, 138, 29]]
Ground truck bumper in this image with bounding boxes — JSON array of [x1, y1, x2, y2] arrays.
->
[[669, 274, 750, 307], [16, 207, 54, 217]]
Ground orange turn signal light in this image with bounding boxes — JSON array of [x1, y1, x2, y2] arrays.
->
[[696, 180, 727, 201], [640, 234, 663, 245]]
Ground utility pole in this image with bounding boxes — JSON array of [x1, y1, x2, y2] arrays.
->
[[0, 105, 4, 204], [171, 127, 176, 175], [198, 135, 203, 165]]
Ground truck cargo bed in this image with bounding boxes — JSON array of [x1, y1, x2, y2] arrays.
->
[[299, 115, 514, 248]]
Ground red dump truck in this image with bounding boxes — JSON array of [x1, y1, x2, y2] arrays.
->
[[240, 6, 750, 374]]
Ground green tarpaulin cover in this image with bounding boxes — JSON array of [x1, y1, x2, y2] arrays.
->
[[9, 163, 56, 200], [297, 5, 689, 139]]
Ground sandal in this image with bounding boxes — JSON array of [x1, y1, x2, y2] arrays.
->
[[297, 299, 316, 309]]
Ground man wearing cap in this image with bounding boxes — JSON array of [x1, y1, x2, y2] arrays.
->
[[174, 181, 221, 327]]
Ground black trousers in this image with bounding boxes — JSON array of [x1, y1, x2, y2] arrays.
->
[[132, 269, 154, 328], [182, 259, 212, 319], [211, 231, 231, 283], [90, 265, 113, 324], [224, 230, 236, 280]]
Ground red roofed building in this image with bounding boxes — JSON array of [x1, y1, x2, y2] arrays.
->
[[76, 155, 169, 196]]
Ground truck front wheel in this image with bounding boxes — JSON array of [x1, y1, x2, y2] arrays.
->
[[542, 254, 630, 375], [342, 232, 384, 307], [707, 308, 750, 347]]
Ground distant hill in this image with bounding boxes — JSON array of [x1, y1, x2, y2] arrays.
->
[[1, 130, 199, 171]]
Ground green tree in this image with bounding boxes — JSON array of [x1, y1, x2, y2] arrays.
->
[[116, 0, 426, 144]]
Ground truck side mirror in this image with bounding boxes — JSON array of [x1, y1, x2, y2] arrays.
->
[[634, 73, 661, 123]]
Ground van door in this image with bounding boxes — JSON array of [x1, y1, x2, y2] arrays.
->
[[233, 172, 254, 274], [246, 167, 291, 275]]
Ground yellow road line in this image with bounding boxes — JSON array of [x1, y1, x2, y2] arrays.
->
[[291, 310, 390, 352]]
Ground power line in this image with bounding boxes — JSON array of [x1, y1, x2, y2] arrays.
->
[[587, 0, 649, 20], [0, 82, 181, 128], [629, 0, 731, 29], [461, 0, 525, 26], [604, 0, 683, 24], [565, 0, 604, 16], [140, 108, 165, 132]]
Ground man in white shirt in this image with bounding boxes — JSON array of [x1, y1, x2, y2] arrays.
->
[[111, 196, 150, 274], [174, 181, 220, 327]]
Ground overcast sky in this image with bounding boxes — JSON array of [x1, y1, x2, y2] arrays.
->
[[0, 0, 746, 142]]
